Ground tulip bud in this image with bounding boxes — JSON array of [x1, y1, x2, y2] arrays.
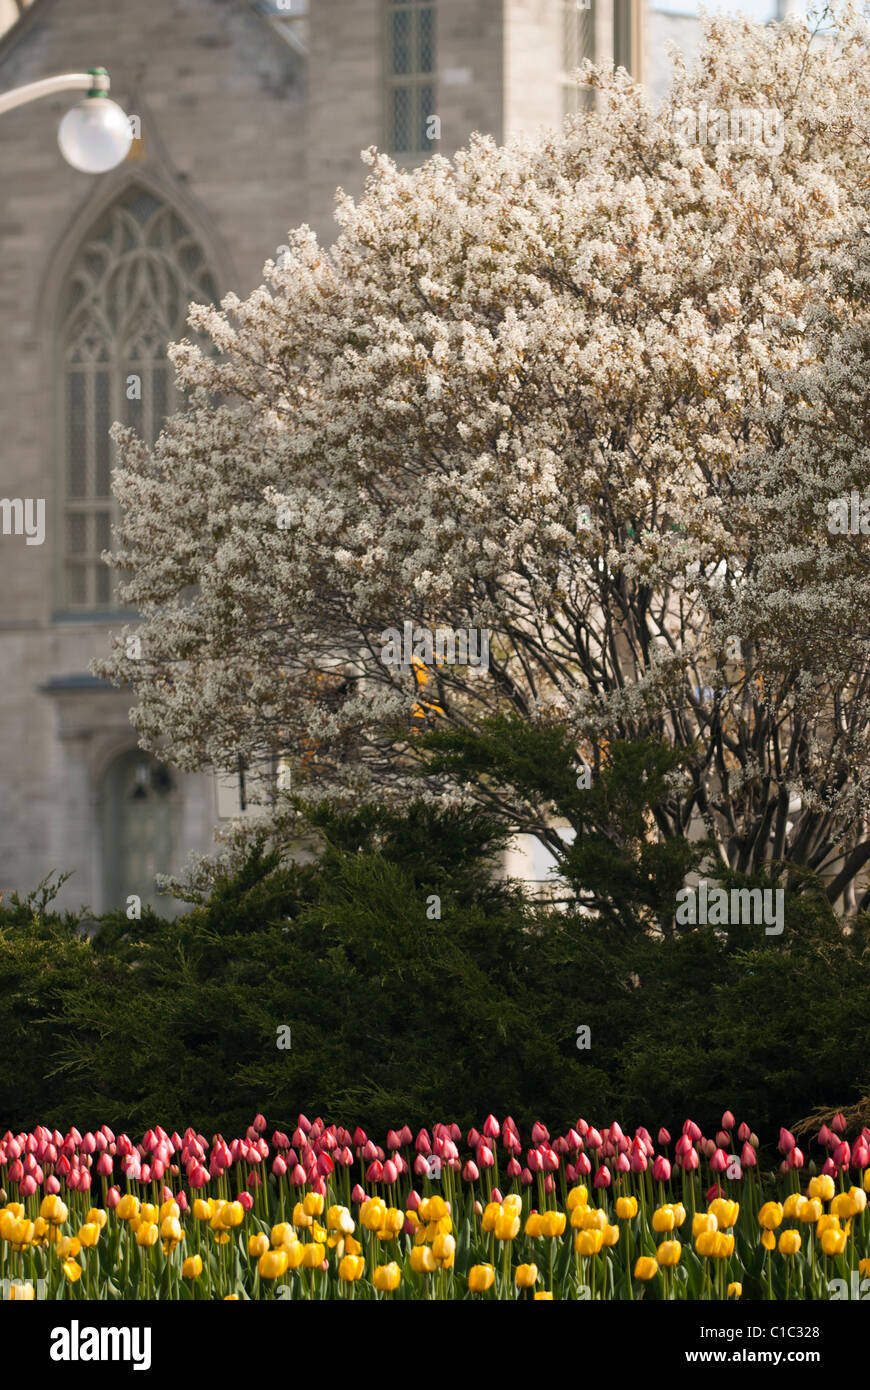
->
[[832, 1113, 847, 1135], [593, 1165, 611, 1189], [721, 1111, 735, 1130], [657, 1128, 671, 1147], [740, 1142, 757, 1168]]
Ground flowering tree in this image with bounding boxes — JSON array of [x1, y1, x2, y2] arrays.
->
[[99, 7, 870, 905]]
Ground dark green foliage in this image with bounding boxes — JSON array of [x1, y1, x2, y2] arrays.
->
[[1, 780, 868, 1144]]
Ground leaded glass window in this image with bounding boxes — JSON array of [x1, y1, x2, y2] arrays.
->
[[59, 187, 217, 611], [385, 0, 436, 157]]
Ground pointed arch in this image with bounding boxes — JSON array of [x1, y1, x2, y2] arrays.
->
[[50, 178, 221, 611]]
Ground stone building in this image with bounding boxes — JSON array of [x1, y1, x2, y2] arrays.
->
[[0, 0, 711, 913]]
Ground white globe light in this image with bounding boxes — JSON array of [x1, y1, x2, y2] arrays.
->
[[58, 96, 132, 173]]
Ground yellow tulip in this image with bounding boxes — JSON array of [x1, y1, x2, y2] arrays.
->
[[338, 1254, 365, 1281], [728, 1282, 743, 1298], [503, 1194, 523, 1217], [693, 1213, 718, 1237], [39, 1195, 68, 1225], [602, 1223, 620, 1247], [808, 1175, 835, 1202], [848, 1187, 867, 1213], [515, 1263, 538, 1288], [525, 1211, 543, 1238], [566, 1186, 588, 1210], [574, 1228, 604, 1257], [715, 1233, 735, 1258], [798, 1198, 823, 1224], [494, 1213, 520, 1241], [540, 1210, 566, 1238], [159, 1200, 180, 1223], [182, 1255, 203, 1278], [695, 1230, 719, 1258], [469, 1263, 496, 1292], [634, 1256, 658, 1281], [432, 1232, 456, 1267], [858, 1258, 870, 1276], [56, 1235, 81, 1259], [136, 1223, 159, 1248], [86, 1207, 108, 1229], [271, 1222, 292, 1246], [10, 1283, 35, 1300], [782, 1193, 803, 1219], [193, 1199, 212, 1222], [139, 1203, 159, 1225], [830, 1193, 857, 1220], [258, 1248, 289, 1279], [326, 1205, 355, 1234], [410, 1245, 436, 1274], [481, 1201, 502, 1232], [303, 1192, 325, 1218], [672, 1203, 687, 1228], [616, 1196, 638, 1220], [708, 1198, 739, 1228], [821, 1227, 847, 1257], [77, 1223, 100, 1249], [534, 1291, 554, 1300], [652, 1206, 675, 1232], [778, 1230, 801, 1255], [656, 1240, 681, 1267], [360, 1200, 386, 1232], [761, 1229, 776, 1251], [285, 1240, 305, 1269], [292, 1201, 314, 1229], [302, 1242, 325, 1268], [373, 1261, 401, 1292], [249, 1232, 270, 1258], [757, 1202, 783, 1230], [61, 1259, 82, 1283]]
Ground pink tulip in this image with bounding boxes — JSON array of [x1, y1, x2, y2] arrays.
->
[[290, 1164, 307, 1186], [833, 1141, 851, 1169], [615, 1153, 631, 1173], [788, 1146, 804, 1170], [483, 1115, 500, 1141], [531, 1122, 550, 1146], [106, 1186, 121, 1208], [737, 1122, 751, 1143], [272, 1156, 287, 1177], [710, 1148, 728, 1173], [575, 1152, 592, 1176], [831, 1113, 847, 1135], [721, 1111, 735, 1130], [740, 1143, 757, 1168], [593, 1164, 611, 1189], [657, 1128, 671, 1147], [520, 1167, 533, 1186], [45, 1174, 61, 1194], [351, 1184, 366, 1203], [462, 1161, 479, 1182], [683, 1120, 701, 1141], [682, 1147, 699, 1171], [366, 1160, 383, 1183], [382, 1159, 398, 1185], [506, 1157, 521, 1178], [652, 1155, 671, 1182]]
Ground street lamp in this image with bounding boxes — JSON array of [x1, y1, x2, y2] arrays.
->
[[0, 66, 132, 173]]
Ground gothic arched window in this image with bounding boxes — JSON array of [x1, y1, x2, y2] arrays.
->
[[58, 186, 218, 610]]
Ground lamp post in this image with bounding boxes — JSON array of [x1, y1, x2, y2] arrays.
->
[[0, 66, 132, 172]]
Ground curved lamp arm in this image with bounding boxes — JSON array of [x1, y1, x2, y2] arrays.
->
[[0, 67, 110, 118]]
